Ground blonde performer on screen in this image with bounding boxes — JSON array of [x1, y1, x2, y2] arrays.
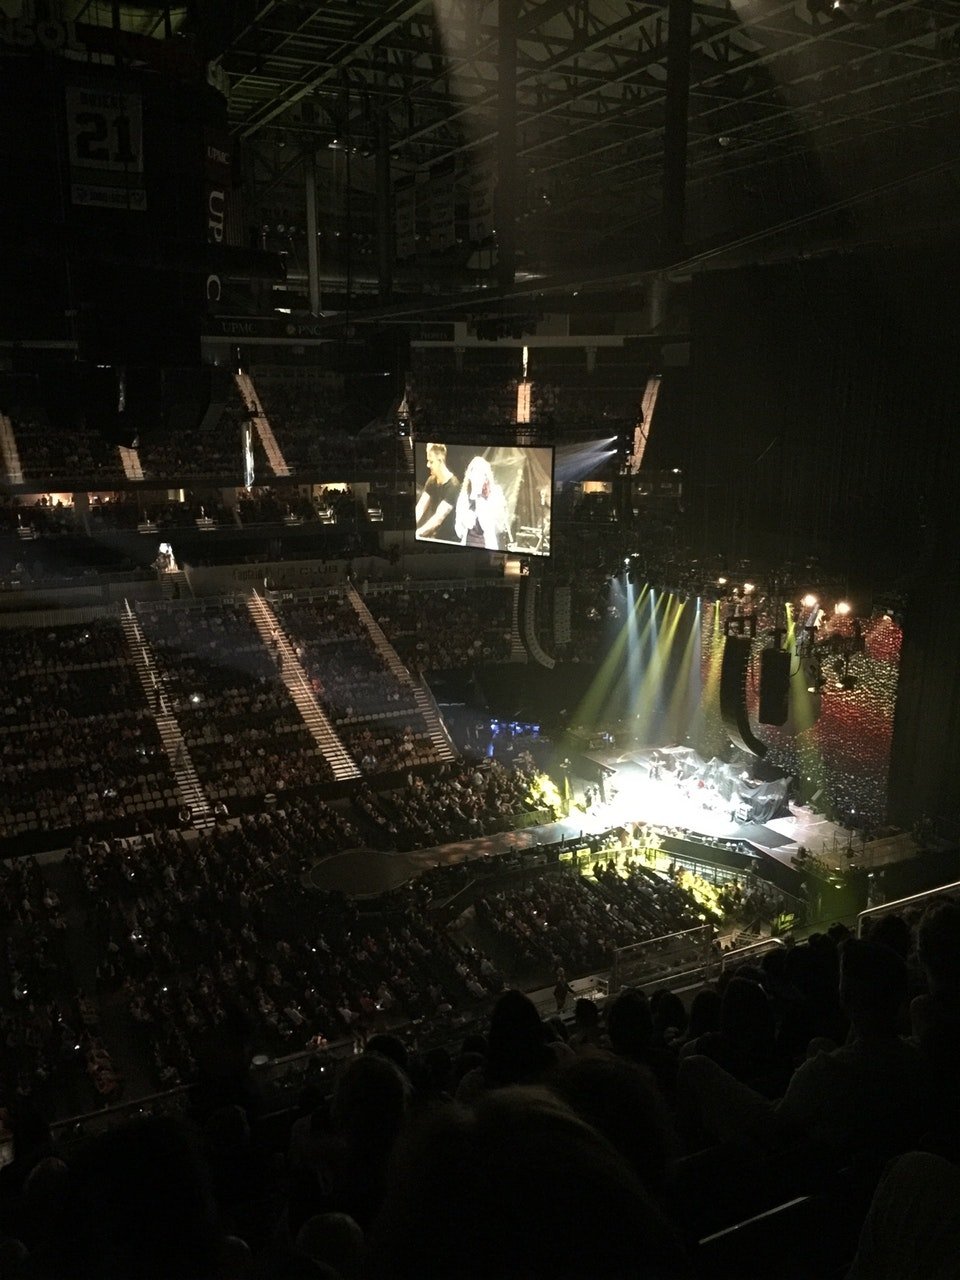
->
[[454, 455, 510, 550]]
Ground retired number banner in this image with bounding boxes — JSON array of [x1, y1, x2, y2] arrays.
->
[[65, 83, 146, 211]]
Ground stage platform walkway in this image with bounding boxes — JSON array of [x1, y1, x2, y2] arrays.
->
[[304, 747, 917, 899], [306, 813, 608, 898]]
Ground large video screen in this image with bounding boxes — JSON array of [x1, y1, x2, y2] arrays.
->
[[414, 441, 554, 556]]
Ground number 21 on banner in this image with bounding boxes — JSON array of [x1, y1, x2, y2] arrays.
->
[[66, 87, 143, 172]]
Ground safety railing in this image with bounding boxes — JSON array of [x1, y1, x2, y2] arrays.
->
[[720, 936, 785, 973], [856, 879, 960, 936], [610, 924, 714, 994]]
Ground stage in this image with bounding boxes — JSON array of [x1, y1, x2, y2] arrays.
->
[[302, 746, 917, 901], [579, 748, 917, 876]]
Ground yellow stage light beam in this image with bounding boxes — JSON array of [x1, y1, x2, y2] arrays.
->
[[571, 583, 648, 730]]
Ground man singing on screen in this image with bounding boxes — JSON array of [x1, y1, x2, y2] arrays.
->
[[415, 442, 460, 542]]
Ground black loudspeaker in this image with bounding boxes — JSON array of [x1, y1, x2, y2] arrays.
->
[[103, 366, 161, 446], [198, 368, 233, 433], [38, 368, 85, 431], [162, 367, 215, 433], [76, 365, 128, 440], [759, 648, 791, 726], [719, 634, 767, 758]]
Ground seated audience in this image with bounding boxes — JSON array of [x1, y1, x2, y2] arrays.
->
[[680, 938, 930, 1158]]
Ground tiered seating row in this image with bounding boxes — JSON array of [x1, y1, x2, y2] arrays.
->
[[271, 594, 440, 771], [0, 619, 175, 836], [135, 600, 333, 800]]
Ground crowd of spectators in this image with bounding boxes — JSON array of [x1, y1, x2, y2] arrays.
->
[[249, 379, 352, 471], [407, 359, 518, 432], [0, 856, 81, 1106], [0, 582, 525, 843], [136, 391, 249, 481], [236, 486, 370, 530], [530, 359, 646, 429], [475, 860, 711, 984], [340, 724, 438, 774], [0, 889, 956, 1278], [237, 490, 311, 526], [0, 620, 175, 838], [9, 411, 123, 484], [251, 380, 406, 476], [83, 494, 232, 533], [0, 498, 81, 540], [147, 497, 233, 531], [271, 588, 419, 742], [0, 499, 142, 587], [64, 812, 503, 1093], [364, 583, 514, 671], [347, 757, 547, 852], [593, 859, 717, 942], [406, 350, 648, 433], [136, 601, 334, 800]]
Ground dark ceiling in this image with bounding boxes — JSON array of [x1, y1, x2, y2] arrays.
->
[[201, 0, 960, 288]]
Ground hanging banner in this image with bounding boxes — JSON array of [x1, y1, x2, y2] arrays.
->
[[65, 82, 146, 210], [395, 178, 417, 261], [429, 159, 457, 253], [203, 126, 232, 240], [203, 123, 232, 310], [468, 157, 496, 242]]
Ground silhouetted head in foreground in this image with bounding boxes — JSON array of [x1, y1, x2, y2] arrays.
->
[[369, 1086, 691, 1279], [57, 1114, 221, 1280]]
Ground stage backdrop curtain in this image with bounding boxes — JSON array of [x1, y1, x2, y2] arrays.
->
[[655, 250, 960, 581], [653, 250, 960, 826]]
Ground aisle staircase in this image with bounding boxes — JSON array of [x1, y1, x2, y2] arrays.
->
[[121, 603, 214, 826], [345, 584, 457, 763], [159, 569, 190, 599], [400, 435, 414, 476], [234, 372, 292, 477], [410, 677, 458, 763], [631, 374, 662, 473], [247, 591, 360, 781], [0, 414, 24, 486], [118, 445, 144, 481]]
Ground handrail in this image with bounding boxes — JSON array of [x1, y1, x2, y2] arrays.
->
[[720, 937, 785, 971], [251, 590, 358, 777], [48, 1040, 358, 1139], [610, 924, 715, 993], [362, 579, 513, 594], [616, 924, 711, 952], [856, 879, 960, 936], [430, 878, 478, 925], [50, 1084, 192, 1138]]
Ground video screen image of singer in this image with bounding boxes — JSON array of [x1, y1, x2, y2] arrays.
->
[[414, 442, 554, 556]]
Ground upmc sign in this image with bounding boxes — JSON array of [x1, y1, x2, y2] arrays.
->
[[203, 127, 231, 307]]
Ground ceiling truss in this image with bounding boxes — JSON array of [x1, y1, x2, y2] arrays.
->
[[204, 0, 960, 285]]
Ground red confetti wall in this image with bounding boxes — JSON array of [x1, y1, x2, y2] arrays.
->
[[698, 612, 902, 826]]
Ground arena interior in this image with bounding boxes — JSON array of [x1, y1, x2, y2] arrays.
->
[[0, 2, 959, 1276]]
